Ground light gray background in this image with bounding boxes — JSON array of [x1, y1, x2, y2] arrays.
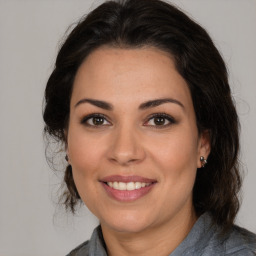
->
[[0, 0, 255, 255]]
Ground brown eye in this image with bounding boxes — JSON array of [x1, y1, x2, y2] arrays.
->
[[144, 113, 176, 128], [153, 117, 166, 125], [81, 114, 111, 127], [92, 117, 105, 125]]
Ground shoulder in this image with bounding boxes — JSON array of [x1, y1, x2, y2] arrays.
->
[[224, 225, 256, 255], [183, 213, 256, 256], [65, 225, 106, 256], [66, 240, 90, 256]]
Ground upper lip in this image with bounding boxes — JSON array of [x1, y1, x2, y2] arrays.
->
[[100, 175, 157, 183]]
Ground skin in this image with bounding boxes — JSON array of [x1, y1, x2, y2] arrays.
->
[[67, 46, 210, 256]]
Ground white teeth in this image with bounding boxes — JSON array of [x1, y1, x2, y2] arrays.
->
[[135, 182, 141, 189], [126, 182, 135, 191], [106, 181, 151, 190], [119, 182, 126, 190], [113, 181, 119, 189]]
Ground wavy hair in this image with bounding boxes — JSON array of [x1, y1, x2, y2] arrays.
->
[[43, 0, 241, 232]]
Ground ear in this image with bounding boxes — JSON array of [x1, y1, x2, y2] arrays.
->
[[197, 130, 211, 168]]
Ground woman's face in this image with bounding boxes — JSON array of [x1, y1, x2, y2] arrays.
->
[[67, 47, 210, 233]]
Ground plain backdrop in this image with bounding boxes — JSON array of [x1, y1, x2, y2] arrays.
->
[[0, 0, 255, 255]]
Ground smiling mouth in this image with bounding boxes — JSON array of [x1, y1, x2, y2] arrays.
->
[[105, 181, 152, 191], [100, 175, 157, 202]]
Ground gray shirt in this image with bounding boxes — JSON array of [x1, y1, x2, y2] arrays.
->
[[67, 213, 256, 255]]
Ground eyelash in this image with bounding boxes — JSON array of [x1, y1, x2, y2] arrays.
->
[[81, 113, 110, 127], [80, 113, 176, 128], [144, 113, 176, 128]]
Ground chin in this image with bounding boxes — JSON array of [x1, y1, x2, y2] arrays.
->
[[100, 211, 153, 234], [107, 222, 149, 234]]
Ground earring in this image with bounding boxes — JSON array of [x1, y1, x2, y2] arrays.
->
[[200, 156, 207, 168], [65, 155, 69, 162]]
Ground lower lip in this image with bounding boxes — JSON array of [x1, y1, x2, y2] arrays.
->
[[101, 182, 155, 202]]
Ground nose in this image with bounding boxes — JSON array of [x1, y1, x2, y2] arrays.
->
[[107, 125, 146, 166]]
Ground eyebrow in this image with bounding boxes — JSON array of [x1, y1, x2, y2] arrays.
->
[[75, 98, 113, 110], [139, 98, 184, 110], [74, 98, 184, 110]]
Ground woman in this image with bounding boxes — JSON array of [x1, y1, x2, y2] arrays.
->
[[43, 0, 256, 255]]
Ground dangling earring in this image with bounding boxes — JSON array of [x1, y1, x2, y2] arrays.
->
[[200, 156, 207, 168]]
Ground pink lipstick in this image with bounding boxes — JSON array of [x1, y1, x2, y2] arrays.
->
[[100, 175, 157, 202]]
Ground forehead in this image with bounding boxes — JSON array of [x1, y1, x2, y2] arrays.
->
[[71, 46, 192, 109]]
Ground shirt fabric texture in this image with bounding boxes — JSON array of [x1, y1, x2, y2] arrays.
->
[[66, 213, 256, 256]]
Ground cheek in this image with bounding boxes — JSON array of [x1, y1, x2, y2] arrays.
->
[[67, 131, 105, 210], [153, 129, 199, 204], [68, 128, 106, 178], [149, 128, 199, 173]]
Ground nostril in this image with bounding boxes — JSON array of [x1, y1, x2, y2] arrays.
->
[[107, 133, 146, 165], [108, 156, 142, 166]]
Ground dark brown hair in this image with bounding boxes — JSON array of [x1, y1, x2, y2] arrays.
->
[[43, 0, 241, 232]]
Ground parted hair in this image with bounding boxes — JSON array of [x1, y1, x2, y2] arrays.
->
[[43, 0, 241, 233]]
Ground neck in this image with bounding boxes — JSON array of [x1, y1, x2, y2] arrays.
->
[[101, 208, 197, 256]]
